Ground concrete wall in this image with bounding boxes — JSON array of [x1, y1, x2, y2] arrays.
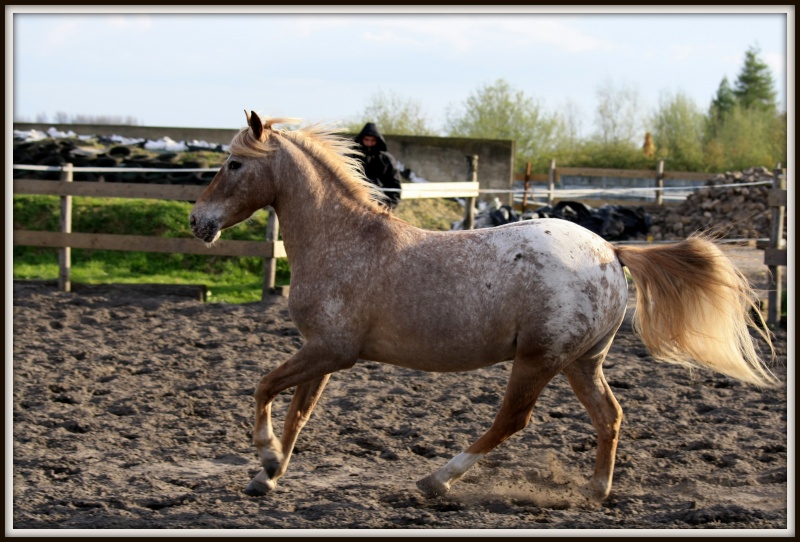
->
[[380, 134, 515, 204], [14, 123, 516, 204]]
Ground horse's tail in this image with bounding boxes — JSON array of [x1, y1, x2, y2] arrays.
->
[[615, 236, 778, 388]]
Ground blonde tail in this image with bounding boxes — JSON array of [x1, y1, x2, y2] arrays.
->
[[615, 236, 778, 388]]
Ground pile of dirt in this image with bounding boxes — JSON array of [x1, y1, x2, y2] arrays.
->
[[649, 167, 782, 241]]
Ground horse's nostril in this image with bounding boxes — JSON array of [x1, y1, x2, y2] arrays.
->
[[190, 215, 197, 227]]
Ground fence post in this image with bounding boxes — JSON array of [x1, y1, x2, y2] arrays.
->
[[463, 155, 478, 230], [58, 163, 73, 292], [547, 159, 556, 206], [522, 162, 532, 211], [655, 160, 664, 205], [766, 164, 786, 328], [262, 207, 279, 300]]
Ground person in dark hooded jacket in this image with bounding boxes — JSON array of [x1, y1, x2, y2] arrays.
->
[[353, 122, 403, 209]]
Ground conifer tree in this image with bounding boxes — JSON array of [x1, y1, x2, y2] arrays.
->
[[710, 77, 737, 117], [733, 45, 778, 112]]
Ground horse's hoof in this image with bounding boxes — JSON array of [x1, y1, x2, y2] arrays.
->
[[243, 477, 275, 497], [416, 475, 450, 498], [581, 479, 611, 502]]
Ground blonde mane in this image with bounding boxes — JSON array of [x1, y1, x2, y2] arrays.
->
[[229, 117, 389, 213]]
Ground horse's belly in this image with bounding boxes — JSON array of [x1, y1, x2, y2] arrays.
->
[[359, 330, 517, 372]]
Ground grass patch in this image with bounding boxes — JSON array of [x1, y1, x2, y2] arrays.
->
[[13, 195, 289, 303], [393, 198, 464, 230]]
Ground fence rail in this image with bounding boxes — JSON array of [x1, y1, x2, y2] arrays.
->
[[13, 230, 286, 258], [513, 159, 720, 206], [13, 178, 206, 200]]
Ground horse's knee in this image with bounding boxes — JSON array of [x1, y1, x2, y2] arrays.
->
[[254, 376, 275, 403]]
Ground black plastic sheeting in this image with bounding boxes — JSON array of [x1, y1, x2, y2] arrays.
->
[[13, 139, 222, 184], [478, 201, 652, 241]]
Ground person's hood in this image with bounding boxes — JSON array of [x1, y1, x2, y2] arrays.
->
[[354, 122, 388, 152]]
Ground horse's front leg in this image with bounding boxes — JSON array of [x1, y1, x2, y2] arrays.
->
[[276, 374, 331, 478], [244, 345, 353, 497]]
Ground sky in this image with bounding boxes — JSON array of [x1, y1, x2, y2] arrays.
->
[[6, 6, 793, 140]]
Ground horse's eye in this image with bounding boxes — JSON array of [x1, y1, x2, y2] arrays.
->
[[228, 160, 242, 170]]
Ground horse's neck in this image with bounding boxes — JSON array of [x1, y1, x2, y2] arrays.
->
[[270, 156, 384, 265]]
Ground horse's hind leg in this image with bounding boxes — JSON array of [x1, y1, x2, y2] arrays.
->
[[417, 357, 562, 498], [561, 333, 623, 501]]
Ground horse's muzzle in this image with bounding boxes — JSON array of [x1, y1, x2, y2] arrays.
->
[[189, 214, 221, 244]]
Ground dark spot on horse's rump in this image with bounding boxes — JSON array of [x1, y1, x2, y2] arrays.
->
[[514, 253, 522, 261], [545, 230, 551, 235], [485, 282, 492, 290]]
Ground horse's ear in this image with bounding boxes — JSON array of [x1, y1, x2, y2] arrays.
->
[[248, 110, 265, 142]]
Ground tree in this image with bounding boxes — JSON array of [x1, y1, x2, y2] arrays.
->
[[707, 76, 737, 139], [444, 79, 560, 170], [733, 45, 778, 112], [702, 46, 784, 171], [347, 90, 437, 136], [710, 76, 736, 118], [593, 80, 643, 145], [704, 102, 785, 171], [554, 98, 583, 148], [650, 91, 705, 170]]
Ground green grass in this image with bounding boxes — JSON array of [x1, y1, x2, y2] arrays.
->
[[13, 195, 290, 303]]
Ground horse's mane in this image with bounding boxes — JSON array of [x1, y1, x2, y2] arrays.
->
[[229, 117, 389, 213]]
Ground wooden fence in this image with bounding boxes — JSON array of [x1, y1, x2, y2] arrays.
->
[[764, 165, 787, 327], [12, 163, 479, 301], [514, 159, 716, 206]]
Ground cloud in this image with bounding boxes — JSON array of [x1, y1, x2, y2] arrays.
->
[[506, 19, 616, 53], [34, 16, 153, 56], [422, 17, 615, 53], [670, 44, 695, 62], [286, 16, 354, 38], [362, 31, 423, 48], [281, 15, 615, 54], [107, 16, 153, 31], [41, 20, 82, 52]]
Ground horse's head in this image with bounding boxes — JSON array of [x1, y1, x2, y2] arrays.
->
[[190, 110, 276, 243]]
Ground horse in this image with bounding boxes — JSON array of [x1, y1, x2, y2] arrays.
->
[[189, 110, 778, 501]]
